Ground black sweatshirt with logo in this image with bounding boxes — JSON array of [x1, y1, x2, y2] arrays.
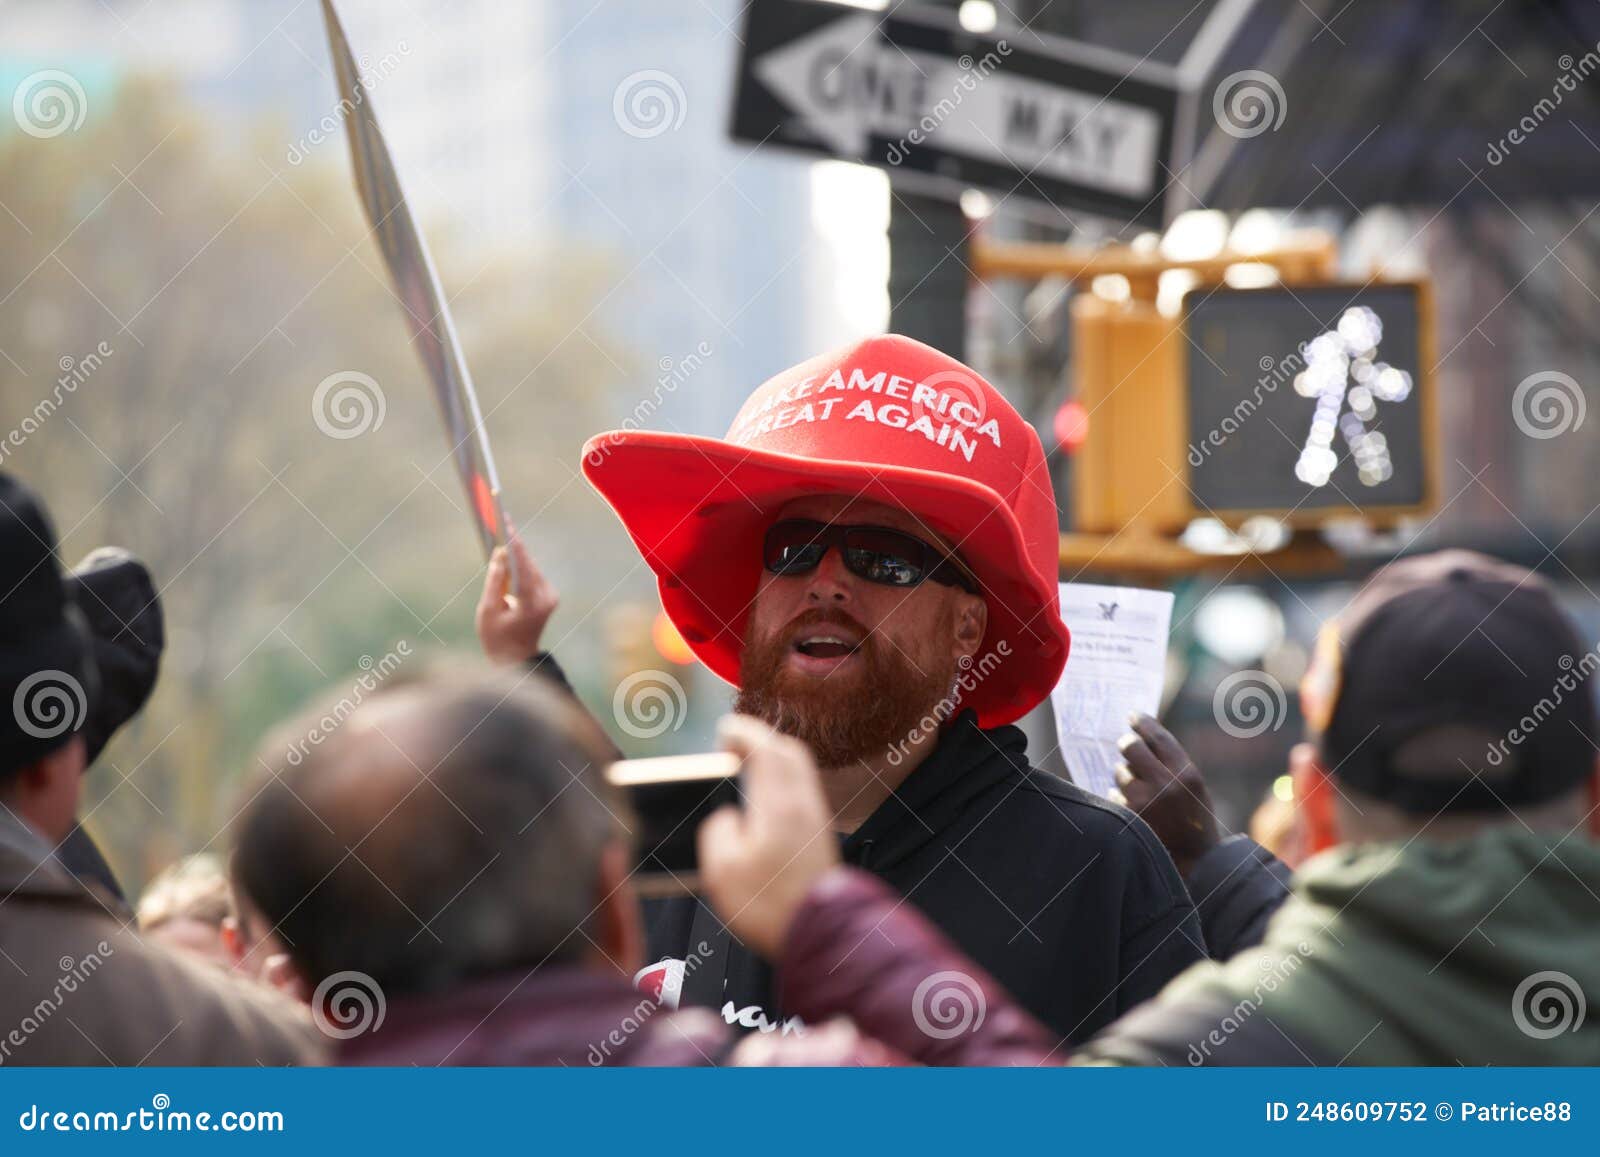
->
[[643, 711, 1208, 1044]]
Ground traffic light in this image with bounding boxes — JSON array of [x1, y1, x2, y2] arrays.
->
[[1052, 398, 1089, 453], [1072, 279, 1437, 535], [651, 610, 697, 666], [1185, 285, 1433, 518], [973, 233, 1438, 573]]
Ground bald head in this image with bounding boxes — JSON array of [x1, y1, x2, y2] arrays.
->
[[233, 664, 624, 996]]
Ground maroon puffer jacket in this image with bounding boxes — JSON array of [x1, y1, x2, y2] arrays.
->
[[338, 868, 1055, 1067]]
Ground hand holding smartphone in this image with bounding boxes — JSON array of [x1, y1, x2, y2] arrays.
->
[[606, 752, 741, 896]]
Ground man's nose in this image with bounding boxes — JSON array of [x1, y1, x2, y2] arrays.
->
[[803, 546, 853, 603]]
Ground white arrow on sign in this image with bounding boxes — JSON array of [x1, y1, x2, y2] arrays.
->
[[752, 13, 1165, 199]]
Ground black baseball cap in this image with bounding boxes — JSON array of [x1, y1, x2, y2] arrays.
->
[[1310, 549, 1598, 814]]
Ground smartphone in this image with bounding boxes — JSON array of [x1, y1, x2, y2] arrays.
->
[[606, 753, 741, 897]]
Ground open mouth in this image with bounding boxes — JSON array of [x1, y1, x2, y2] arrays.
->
[[792, 634, 861, 660]]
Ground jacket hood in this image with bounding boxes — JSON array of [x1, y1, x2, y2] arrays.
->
[[1171, 826, 1600, 1064]]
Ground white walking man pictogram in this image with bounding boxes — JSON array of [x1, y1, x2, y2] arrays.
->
[[1293, 306, 1413, 489]]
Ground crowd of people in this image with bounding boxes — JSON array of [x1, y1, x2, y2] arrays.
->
[[1, 334, 1596, 1066]]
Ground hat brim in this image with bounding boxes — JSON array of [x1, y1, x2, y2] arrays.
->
[[582, 430, 1069, 728]]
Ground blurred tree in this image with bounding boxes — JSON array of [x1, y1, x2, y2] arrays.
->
[[0, 78, 640, 889]]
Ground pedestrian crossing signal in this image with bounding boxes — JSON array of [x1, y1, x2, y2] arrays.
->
[[1072, 280, 1436, 535]]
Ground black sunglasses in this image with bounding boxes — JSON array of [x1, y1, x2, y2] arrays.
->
[[762, 519, 978, 594]]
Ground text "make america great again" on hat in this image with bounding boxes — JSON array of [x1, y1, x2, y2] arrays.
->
[[727, 365, 1005, 464]]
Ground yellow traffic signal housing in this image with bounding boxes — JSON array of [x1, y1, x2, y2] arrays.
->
[[1071, 292, 1188, 534]]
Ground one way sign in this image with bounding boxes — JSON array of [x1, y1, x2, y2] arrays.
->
[[730, 0, 1197, 229]]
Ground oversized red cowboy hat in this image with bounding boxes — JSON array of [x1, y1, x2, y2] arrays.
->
[[581, 334, 1069, 727]]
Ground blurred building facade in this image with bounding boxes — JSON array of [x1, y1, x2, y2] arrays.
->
[[545, 0, 824, 433], [326, 0, 552, 250]]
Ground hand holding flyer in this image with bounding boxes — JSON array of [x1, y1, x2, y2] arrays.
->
[[1050, 581, 1175, 797]]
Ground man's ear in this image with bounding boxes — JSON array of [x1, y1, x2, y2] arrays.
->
[[1290, 742, 1341, 854], [8, 736, 87, 843], [592, 840, 643, 977], [261, 952, 311, 1004], [951, 593, 987, 661], [220, 916, 246, 970]]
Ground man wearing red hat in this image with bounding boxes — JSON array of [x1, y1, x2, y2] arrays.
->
[[482, 335, 1203, 1043]]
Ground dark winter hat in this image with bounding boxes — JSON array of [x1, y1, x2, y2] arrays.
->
[[1305, 550, 1598, 814], [64, 547, 163, 766], [0, 473, 94, 778]]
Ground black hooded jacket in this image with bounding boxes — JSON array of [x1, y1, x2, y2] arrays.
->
[[644, 711, 1207, 1044]]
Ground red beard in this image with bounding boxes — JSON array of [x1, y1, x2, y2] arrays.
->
[[734, 606, 959, 769]]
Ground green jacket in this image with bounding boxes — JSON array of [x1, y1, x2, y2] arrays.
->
[[1081, 827, 1600, 1065]]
